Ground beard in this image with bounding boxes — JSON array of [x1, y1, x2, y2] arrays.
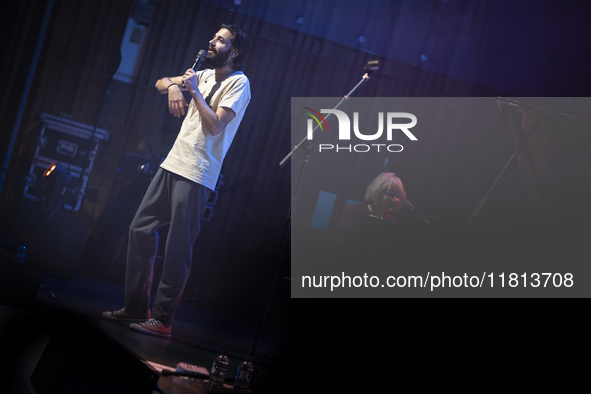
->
[[206, 48, 231, 69]]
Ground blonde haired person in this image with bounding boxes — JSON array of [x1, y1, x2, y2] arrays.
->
[[337, 173, 406, 243], [364, 172, 406, 217]]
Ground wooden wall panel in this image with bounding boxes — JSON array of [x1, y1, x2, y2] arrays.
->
[[21, 0, 131, 136]]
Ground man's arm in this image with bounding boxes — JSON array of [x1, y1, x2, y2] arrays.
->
[[155, 76, 187, 93], [181, 69, 236, 137], [155, 76, 189, 118]]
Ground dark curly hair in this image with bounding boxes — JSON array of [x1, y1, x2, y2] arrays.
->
[[221, 23, 249, 71]]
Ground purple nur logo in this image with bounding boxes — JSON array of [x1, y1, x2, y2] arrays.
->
[[303, 108, 418, 153]]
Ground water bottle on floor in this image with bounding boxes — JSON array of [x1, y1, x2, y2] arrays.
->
[[207, 351, 229, 393], [232, 357, 253, 394]]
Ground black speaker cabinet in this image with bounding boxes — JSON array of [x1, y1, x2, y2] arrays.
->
[[13, 204, 89, 281], [31, 315, 160, 394], [0, 247, 43, 310]]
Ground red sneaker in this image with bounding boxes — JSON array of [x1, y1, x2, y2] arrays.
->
[[129, 319, 171, 340]]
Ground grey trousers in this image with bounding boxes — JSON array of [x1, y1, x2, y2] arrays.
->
[[124, 168, 210, 325]]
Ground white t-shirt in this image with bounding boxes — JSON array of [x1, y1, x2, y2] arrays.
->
[[160, 69, 251, 190]]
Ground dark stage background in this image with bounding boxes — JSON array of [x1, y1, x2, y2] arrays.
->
[[1, 0, 590, 391]]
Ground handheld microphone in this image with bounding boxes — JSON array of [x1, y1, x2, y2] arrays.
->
[[182, 49, 207, 88]]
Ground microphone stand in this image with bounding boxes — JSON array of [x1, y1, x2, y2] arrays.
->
[[279, 70, 374, 165], [282, 65, 377, 217], [407, 203, 431, 226], [249, 62, 378, 358]]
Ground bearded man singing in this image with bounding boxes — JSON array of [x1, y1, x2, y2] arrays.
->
[[102, 24, 251, 339]]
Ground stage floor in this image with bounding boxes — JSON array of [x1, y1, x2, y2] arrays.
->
[[2, 273, 289, 394]]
